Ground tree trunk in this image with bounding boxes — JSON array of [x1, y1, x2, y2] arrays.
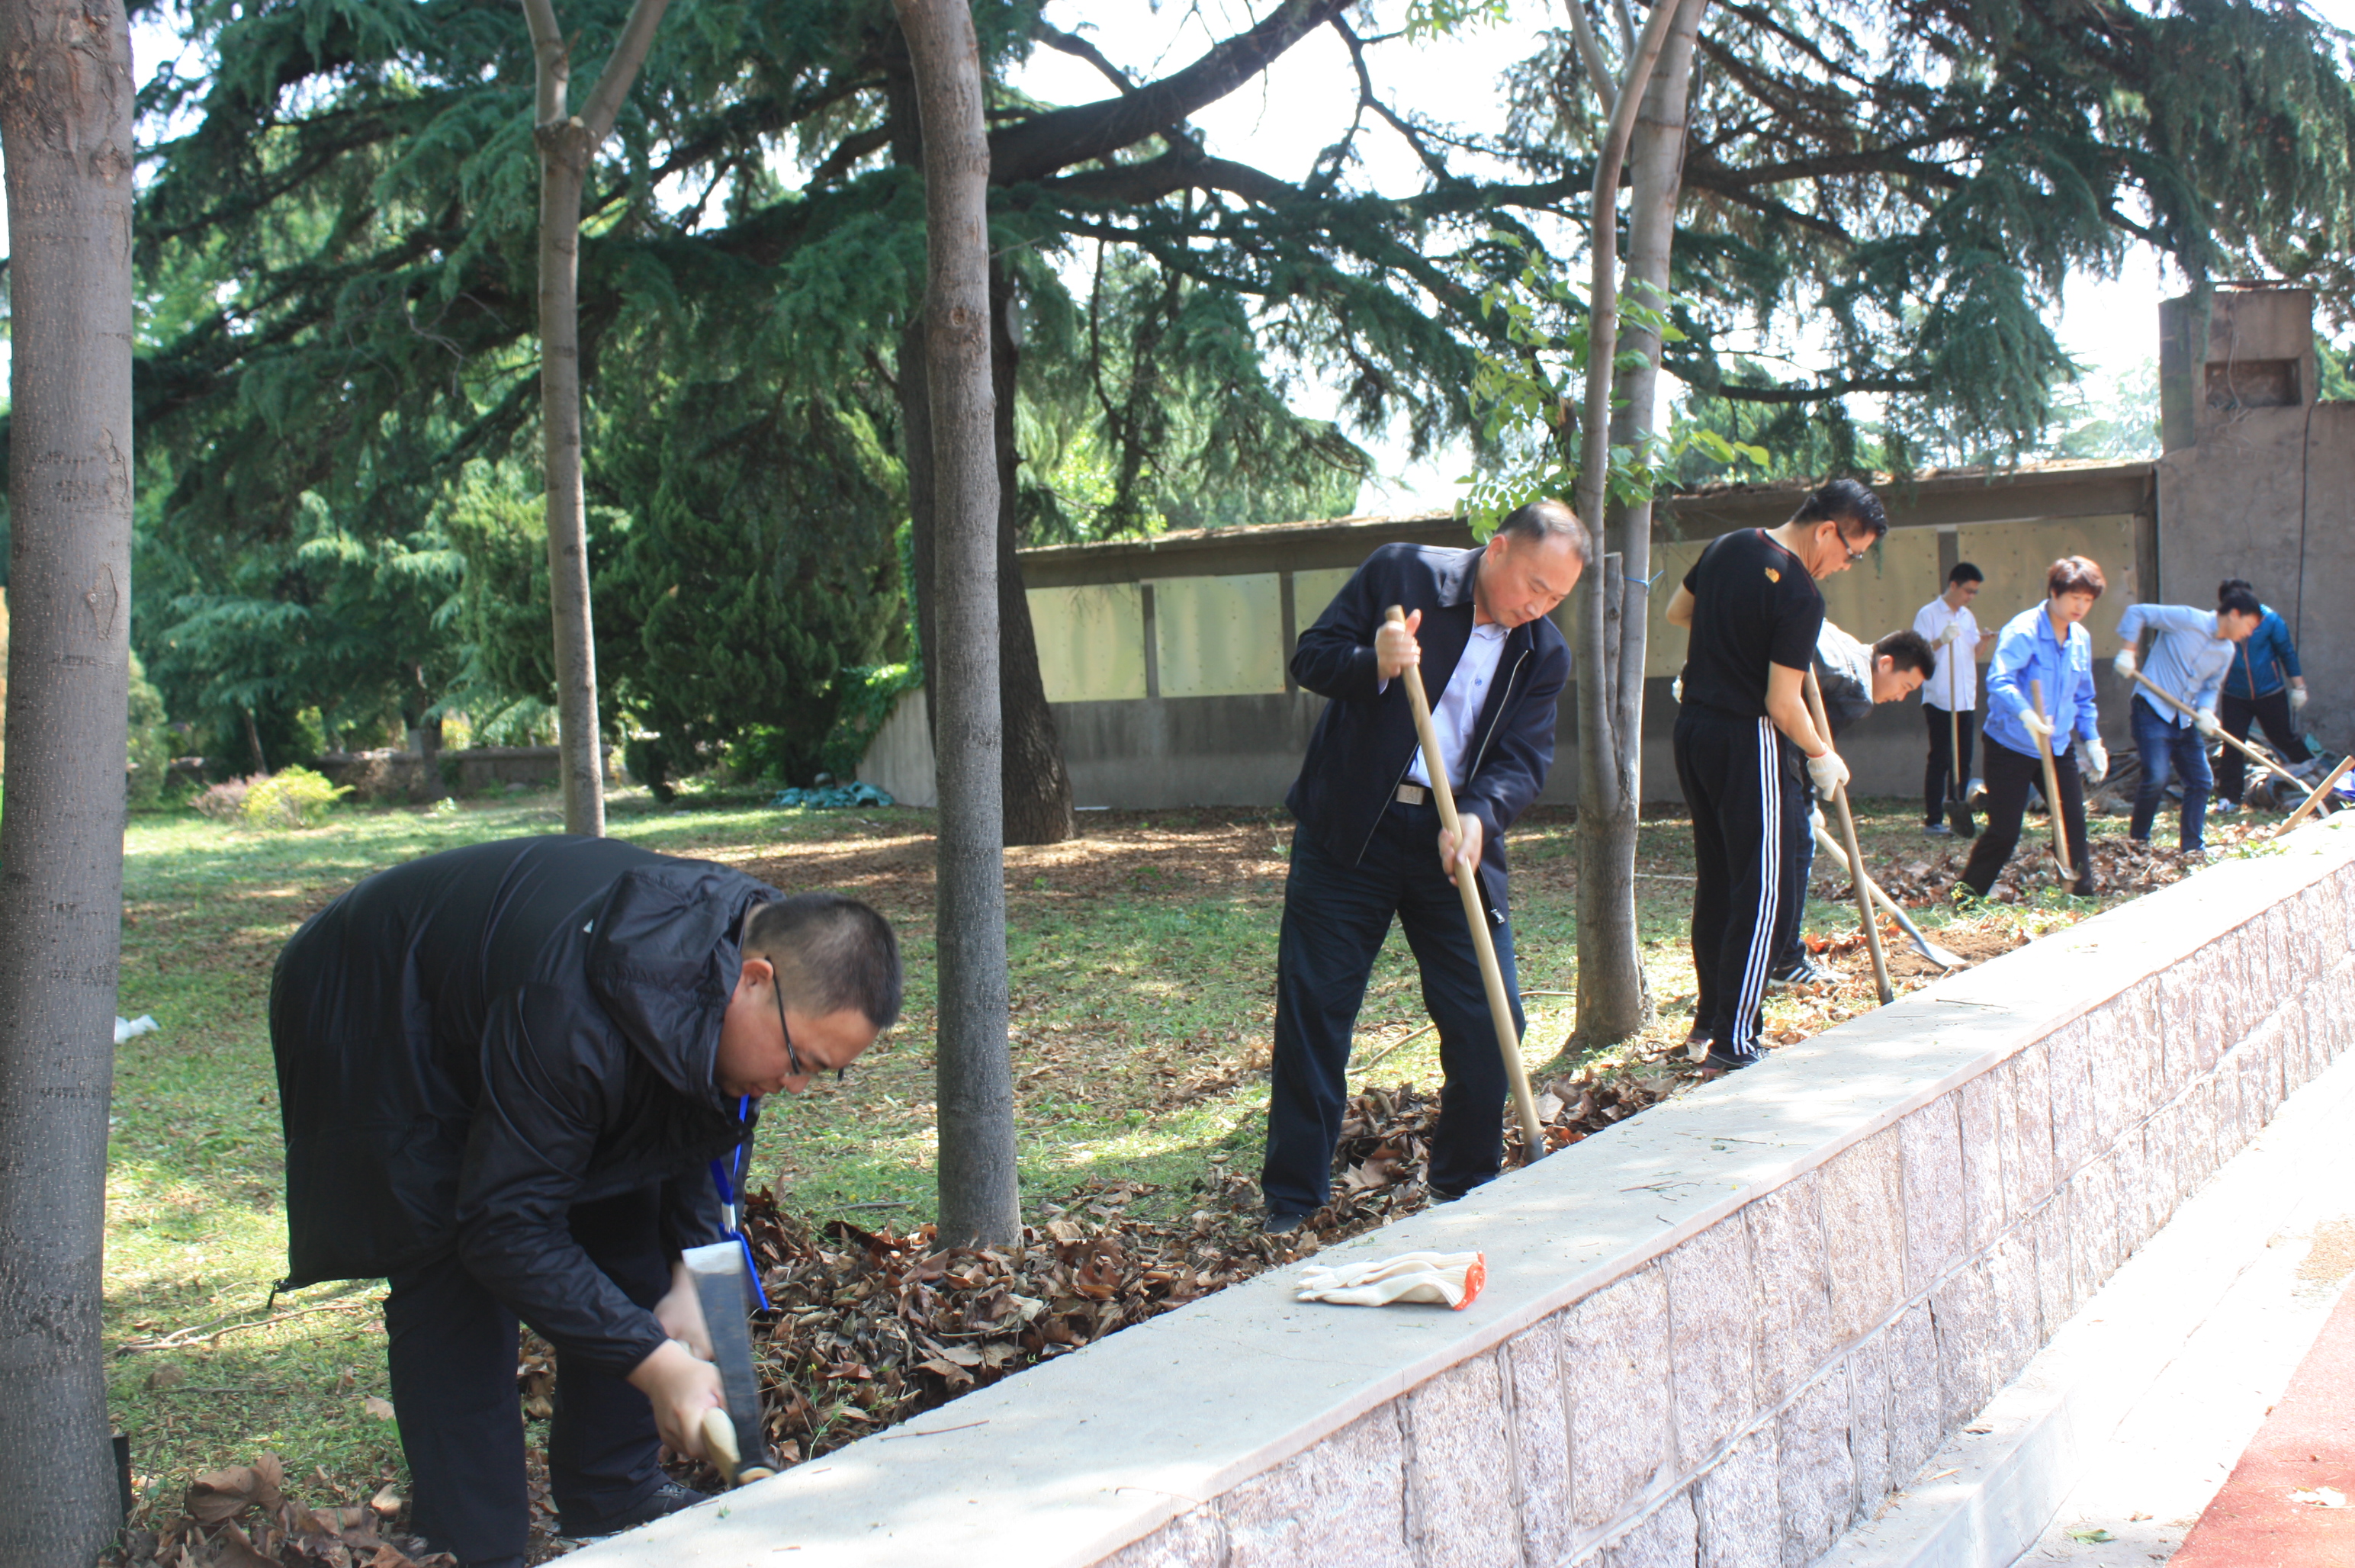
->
[[895, 0, 1020, 1248], [522, 0, 671, 837], [892, 93, 1073, 847], [1568, 0, 1688, 1046], [0, 0, 137, 1557]]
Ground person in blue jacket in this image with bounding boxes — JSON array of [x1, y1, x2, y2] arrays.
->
[[1958, 557, 2109, 898], [1261, 501, 1584, 1232], [2213, 578, 2316, 809], [2111, 586, 2262, 854]]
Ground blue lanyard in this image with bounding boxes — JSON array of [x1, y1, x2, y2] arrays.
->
[[708, 1094, 770, 1311]]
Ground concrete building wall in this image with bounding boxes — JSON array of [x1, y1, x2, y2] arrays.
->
[[862, 475, 2159, 811], [572, 805, 2355, 1568], [2155, 284, 2354, 763]]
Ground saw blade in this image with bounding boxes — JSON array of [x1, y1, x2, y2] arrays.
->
[[682, 1241, 772, 1481]]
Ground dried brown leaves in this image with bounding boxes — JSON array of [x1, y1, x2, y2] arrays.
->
[[109, 1454, 445, 1568]]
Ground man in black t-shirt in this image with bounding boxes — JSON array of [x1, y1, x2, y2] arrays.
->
[[1665, 479, 1889, 1073]]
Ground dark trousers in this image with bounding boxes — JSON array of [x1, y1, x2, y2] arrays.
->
[[1960, 737, 2093, 897], [1772, 802, 1818, 975], [2128, 693, 2213, 852], [386, 1187, 673, 1565], [2217, 689, 2312, 803], [1675, 707, 1809, 1068], [1261, 800, 1520, 1216], [1923, 704, 1977, 825]]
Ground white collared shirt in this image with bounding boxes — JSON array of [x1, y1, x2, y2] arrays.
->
[[1406, 621, 1508, 789], [1913, 597, 1980, 711]]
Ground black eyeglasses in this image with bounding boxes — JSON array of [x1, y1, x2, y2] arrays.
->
[[773, 979, 846, 1083]]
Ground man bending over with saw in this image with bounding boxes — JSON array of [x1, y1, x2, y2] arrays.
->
[[1261, 501, 1585, 1233], [270, 836, 901, 1567]]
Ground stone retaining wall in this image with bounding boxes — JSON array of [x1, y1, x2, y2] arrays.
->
[[574, 818, 2355, 1568]]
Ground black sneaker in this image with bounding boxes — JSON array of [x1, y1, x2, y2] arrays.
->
[[1923, 822, 1953, 837], [559, 1479, 708, 1539], [1767, 953, 1833, 987], [1262, 1210, 1309, 1236]]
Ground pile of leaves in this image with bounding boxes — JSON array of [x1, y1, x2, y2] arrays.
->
[[108, 1455, 445, 1567], [713, 1062, 1689, 1479]]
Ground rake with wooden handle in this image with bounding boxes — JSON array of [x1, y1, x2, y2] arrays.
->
[[1383, 606, 1547, 1162], [1803, 667, 1893, 1005], [2129, 670, 2308, 792], [2027, 679, 2077, 883]]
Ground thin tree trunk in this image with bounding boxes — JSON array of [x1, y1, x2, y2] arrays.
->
[[892, 82, 1073, 847], [1569, 0, 1685, 1045], [895, 0, 1020, 1248], [0, 0, 137, 1557], [522, 0, 671, 837]]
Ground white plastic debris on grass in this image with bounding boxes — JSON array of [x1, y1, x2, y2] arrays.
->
[[114, 1015, 158, 1044]]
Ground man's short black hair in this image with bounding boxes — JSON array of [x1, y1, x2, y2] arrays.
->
[[1949, 561, 1984, 586], [1496, 498, 1591, 561], [2218, 583, 2263, 618], [1789, 478, 1889, 542], [1875, 629, 1937, 678], [746, 892, 902, 1030]]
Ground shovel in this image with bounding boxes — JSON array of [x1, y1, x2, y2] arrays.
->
[[2028, 679, 2077, 884], [1383, 606, 1547, 1162], [1810, 821, 1967, 969], [1945, 636, 1976, 837], [1804, 667, 1894, 1005]]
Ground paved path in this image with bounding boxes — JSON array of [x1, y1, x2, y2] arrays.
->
[[2013, 1217, 2355, 1566]]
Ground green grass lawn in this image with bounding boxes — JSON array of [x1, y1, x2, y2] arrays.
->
[[102, 781, 2206, 1514]]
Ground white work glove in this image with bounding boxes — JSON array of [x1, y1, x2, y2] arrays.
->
[[2113, 647, 2138, 680], [1672, 673, 1684, 704], [2076, 737, 2109, 784], [1937, 622, 1961, 647], [2022, 707, 2055, 741], [1295, 1251, 1487, 1311], [2292, 686, 2310, 711], [1805, 749, 1849, 800], [2196, 708, 2222, 739]]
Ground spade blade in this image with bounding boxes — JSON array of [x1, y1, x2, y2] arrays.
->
[[682, 1242, 773, 1484]]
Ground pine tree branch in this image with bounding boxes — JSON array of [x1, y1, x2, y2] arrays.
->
[[1031, 21, 1136, 95], [988, 0, 1354, 185]]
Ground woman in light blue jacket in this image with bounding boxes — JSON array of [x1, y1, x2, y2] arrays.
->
[[1958, 557, 2107, 898]]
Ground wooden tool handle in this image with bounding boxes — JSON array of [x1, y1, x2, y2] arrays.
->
[[2283, 757, 2353, 831], [2131, 670, 2303, 788], [2027, 679, 2077, 882], [1802, 668, 1892, 1004], [702, 1406, 741, 1486], [1383, 606, 1547, 1161]]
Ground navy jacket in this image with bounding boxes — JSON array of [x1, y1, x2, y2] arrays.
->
[[271, 836, 773, 1375], [1285, 542, 1572, 907]]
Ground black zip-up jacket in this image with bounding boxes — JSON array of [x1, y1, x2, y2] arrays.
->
[[1284, 542, 1572, 907], [269, 835, 773, 1375]]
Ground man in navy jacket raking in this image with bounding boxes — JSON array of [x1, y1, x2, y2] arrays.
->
[[1261, 501, 1586, 1230]]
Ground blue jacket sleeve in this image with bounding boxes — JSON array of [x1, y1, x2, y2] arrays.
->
[[1290, 556, 1390, 703], [2116, 602, 2148, 645], [2072, 631, 2101, 742], [2270, 613, 2302, 683], [1454, 637, 1570, 843], [452, 983, 669, 1377], [1984, 620, 2034, 727]]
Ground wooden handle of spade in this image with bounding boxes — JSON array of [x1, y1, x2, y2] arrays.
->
[[1803, 668, 1893, 1005], [1384, 606, 1547, 1162]]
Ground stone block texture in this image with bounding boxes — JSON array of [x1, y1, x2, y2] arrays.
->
[[1081, 848, 2355, 1568], [1563, 1264, 1674, 1531]]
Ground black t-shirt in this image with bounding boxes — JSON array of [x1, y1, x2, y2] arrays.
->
[[1679, 529, 1825, 720]]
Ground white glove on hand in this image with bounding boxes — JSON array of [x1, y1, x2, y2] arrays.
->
[[1805, 749, 1850, 799], [2076, 737, 2109, 784], [2022, 707, 2055, 741], [2196, 708, 2222, 739], [1295, 1250, 1487, 1311], [2293, 686, 2310, 711], [2113, 647, 2138, 680], [1672, 673, 1684, 705], [1937, 622, 1961, 647]]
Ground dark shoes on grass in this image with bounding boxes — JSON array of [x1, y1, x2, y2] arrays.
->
[[557, 1479, 709, 1541]]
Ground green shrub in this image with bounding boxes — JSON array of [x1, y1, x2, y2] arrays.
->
[[240, 766, 350, 830]]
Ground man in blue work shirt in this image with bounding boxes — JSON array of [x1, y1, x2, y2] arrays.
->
[[2112, 586, 2263, 854], [2213, 578, 2315, 811], [1958, 557, 2108, 899]]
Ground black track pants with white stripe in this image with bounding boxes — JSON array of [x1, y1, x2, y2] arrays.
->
[[1675, 705, 1811, 1069]]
